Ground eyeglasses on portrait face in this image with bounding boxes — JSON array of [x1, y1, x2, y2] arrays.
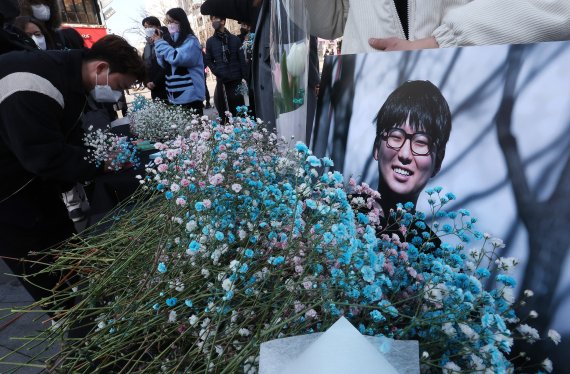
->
[[381, 127, 433, 156]]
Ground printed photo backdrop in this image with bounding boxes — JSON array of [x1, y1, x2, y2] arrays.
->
[[312, 41, 570, 368]]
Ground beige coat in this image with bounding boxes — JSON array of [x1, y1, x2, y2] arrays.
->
[[307, 0, 570, 54]]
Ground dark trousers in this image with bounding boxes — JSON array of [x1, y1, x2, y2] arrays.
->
[[214, 79, 245, 122], [150, 86, 168, 102], [179, 100, 204, 116], [0, 181, 76, 311], [204, 73, 211, 105]]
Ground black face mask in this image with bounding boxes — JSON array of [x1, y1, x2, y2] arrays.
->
[[212, 21, 221, 30]]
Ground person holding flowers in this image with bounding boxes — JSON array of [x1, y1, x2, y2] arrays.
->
[[204, 15, 248, 122], [0, 35, 145, 309]]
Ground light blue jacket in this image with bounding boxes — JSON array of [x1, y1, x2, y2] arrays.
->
[[154, 35, 205, 105]]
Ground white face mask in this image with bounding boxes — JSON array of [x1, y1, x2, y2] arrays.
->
[[31, 4, 51, 21], [144, 28, 156, 38], [90, 70, 123, 103], [167, 23, 180, 34], [31, 35, 47, 50]]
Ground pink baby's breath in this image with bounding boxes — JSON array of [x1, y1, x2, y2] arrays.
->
[[407, 266, 418, 278], [305, 309, 317, 319], [209, 173, 224, 186], [384, 261, 395, 276]]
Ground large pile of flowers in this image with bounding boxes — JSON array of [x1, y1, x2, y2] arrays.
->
[[14, 104, 557, 373]]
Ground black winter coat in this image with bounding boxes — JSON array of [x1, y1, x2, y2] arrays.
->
[[204, 30, 247, 83], [0, 49, 100, 200]]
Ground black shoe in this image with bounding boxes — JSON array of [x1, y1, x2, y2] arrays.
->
[[205, 103, 212, 109]]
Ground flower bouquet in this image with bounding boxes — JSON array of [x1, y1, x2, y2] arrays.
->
[[270, 0, 309, 144], [129, 95, 196, 143], [6, 108, 559, 374], [83, 125, 139, 171]]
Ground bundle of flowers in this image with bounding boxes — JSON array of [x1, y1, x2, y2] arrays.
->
[[272, 41, 308, 114], [129, 95, 196, 143], [83, 125, 139, 170], [17, 110, 556, 373]]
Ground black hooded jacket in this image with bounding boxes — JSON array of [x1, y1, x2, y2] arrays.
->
[[0, 49, 100, 201]]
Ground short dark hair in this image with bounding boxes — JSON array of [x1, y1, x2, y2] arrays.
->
[[57, 27, 85, 49], [166, 8, 195, 47], [142, 16, 161, 28], [13, 16, 57, 49], [83, 35, 146, 83], [374, 80, 452, 172]]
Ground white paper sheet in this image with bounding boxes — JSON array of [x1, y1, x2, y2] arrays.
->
[[260, 317, 419, 374]]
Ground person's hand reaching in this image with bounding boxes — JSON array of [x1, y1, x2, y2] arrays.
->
[[368, 36, 438, 51]]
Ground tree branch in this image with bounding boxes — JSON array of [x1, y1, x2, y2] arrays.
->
[[495, 45, 533, 211]]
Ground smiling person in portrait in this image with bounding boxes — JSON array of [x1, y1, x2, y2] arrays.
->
[[374, 80, 451, 213], [364, 80, 452, 246]]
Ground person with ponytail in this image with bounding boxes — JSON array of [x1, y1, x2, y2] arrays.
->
[[151, 7, 205, 115]]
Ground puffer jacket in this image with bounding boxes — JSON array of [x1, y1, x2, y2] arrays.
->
[[204, 30, 247, 83], [307, 0, 570, 54]]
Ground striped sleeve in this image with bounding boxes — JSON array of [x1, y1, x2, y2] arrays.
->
[[434, 0, 570, 47], [0, 72, 64, 108]]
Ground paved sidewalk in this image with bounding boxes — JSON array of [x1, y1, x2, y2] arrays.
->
[[0, 260, 54, 374]]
